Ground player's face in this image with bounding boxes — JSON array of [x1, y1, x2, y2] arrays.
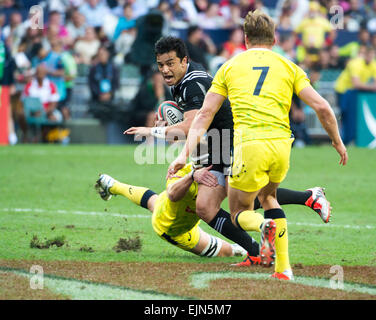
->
[[156, 51, 188, 86]]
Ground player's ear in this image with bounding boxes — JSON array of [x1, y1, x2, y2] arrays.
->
[[182, 56, 188, 65], [244, 35, 250, 48]]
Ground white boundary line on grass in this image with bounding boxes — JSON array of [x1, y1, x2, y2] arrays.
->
[[190, 272, 376, 296], [0, 269, 181, 300], [1, 207, 375, 230]]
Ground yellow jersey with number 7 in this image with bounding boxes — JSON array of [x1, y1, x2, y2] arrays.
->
[[209, 48, 311, 146]]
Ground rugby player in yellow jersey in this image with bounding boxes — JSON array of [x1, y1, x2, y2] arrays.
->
[[95, 165, 251, 258], [169, 10, 348, 280]]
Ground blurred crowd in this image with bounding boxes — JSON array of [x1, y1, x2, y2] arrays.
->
[[1, 0, 376, 145]]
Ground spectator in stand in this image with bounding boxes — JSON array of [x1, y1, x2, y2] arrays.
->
[[52, 39, 77, 121], [19, 27, 44, 62], [73, 26, 101, 65], [194, 0, 210, 14], [32, 41, 67, 113], [295, 1, 334, 50], [45, 11, 71, 47], [171, 0, 190, 23], [294, 1, 334, 65], [1, 11, 27, 56], [238, 0, 257, 19], [328, 45, 346, 69], [365, 0, 376, 32], [335, 46, 376, 145], [272, 32, 296, 61], [345, 0, 367, 31], [79, 0, 111, 29], [185, 25, 217, 70], [209, 45, 228, 75], [66, 9, 87, 42], [88, 46, 119, 103], [112, 3, 136, 41], [127, 0, 152, 19], [222, 27, 246, 59], [338, 28, 371, 59], [277, 0, 294, 32], [158, 0, 174, 35], [197, 2, 234, 29], [0, 0, 27, 26], [276, 0, 310, 30], [22, 64, 62, 122]]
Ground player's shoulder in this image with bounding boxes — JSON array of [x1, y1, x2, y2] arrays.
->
[[180, 62, 211, 86]]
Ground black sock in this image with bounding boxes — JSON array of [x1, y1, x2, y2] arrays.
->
[[208, 209, 259, 256], [276, 188, 312, 206], [253, 189, 311, 210]]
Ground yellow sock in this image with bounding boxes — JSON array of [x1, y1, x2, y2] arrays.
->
[[110, 181, 149, 207], [236, 210, 264, 232], [274, 218, 290, 273]]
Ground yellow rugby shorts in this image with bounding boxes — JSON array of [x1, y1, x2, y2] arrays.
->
[[152, 213, 201, 251], [229, 138, 293, 192]]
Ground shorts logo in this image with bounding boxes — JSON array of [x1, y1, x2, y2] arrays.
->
[[278, 228, 286, 238], [129, 187, 133, 195]]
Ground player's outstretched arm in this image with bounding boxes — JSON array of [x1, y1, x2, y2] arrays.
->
[[123, 110, 197, 140], [298, 85, 348, 166]]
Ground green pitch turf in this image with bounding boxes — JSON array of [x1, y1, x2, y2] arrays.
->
[[0, 144, 375, 266]]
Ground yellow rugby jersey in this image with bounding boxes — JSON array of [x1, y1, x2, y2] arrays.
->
[[335, 57, 376, 94], [209, 48, 311, 145], [152, 164, 200, 237]]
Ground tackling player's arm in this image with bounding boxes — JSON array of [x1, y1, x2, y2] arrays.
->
[[167, 166, 217, 202], [298, 85, 348, 165]]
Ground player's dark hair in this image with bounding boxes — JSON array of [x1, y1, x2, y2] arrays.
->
[[154, 36, 189, 61]]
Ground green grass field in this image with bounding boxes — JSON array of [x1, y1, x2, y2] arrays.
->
[[0, 144, 375, 267]]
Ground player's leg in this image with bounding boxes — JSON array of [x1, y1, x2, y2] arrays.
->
[[95, 174, 158, 212], [260, 138, 293, 280], [157, 224, 247, 258], [195, 181, 259, 257], [228, 186, 275, 268], [253, 187, 331, 223], [258, 181, 292, 279], [191, 228, 248, 257]]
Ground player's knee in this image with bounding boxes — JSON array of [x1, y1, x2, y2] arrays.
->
[[195, 200, 219, 222]]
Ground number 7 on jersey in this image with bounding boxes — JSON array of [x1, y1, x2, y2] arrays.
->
[[252, 66, 269, 96]]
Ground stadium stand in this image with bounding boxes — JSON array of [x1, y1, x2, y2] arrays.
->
[[1, 0, 376, 145]]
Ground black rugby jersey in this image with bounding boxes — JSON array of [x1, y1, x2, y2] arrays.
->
[[171, 61, 234, 172]]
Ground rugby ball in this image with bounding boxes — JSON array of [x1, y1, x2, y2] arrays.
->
[[157, 100, 184, 125]]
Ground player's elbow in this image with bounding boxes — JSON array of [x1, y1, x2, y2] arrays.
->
[[311, 97, 331, 115], [166, 187, 180, 202]]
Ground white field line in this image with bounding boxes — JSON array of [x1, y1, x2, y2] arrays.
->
[[1, 207, 375, 230], [0, 207, 150, 219], [190, 272, 376, 296], [0, 269, 181, 300]]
